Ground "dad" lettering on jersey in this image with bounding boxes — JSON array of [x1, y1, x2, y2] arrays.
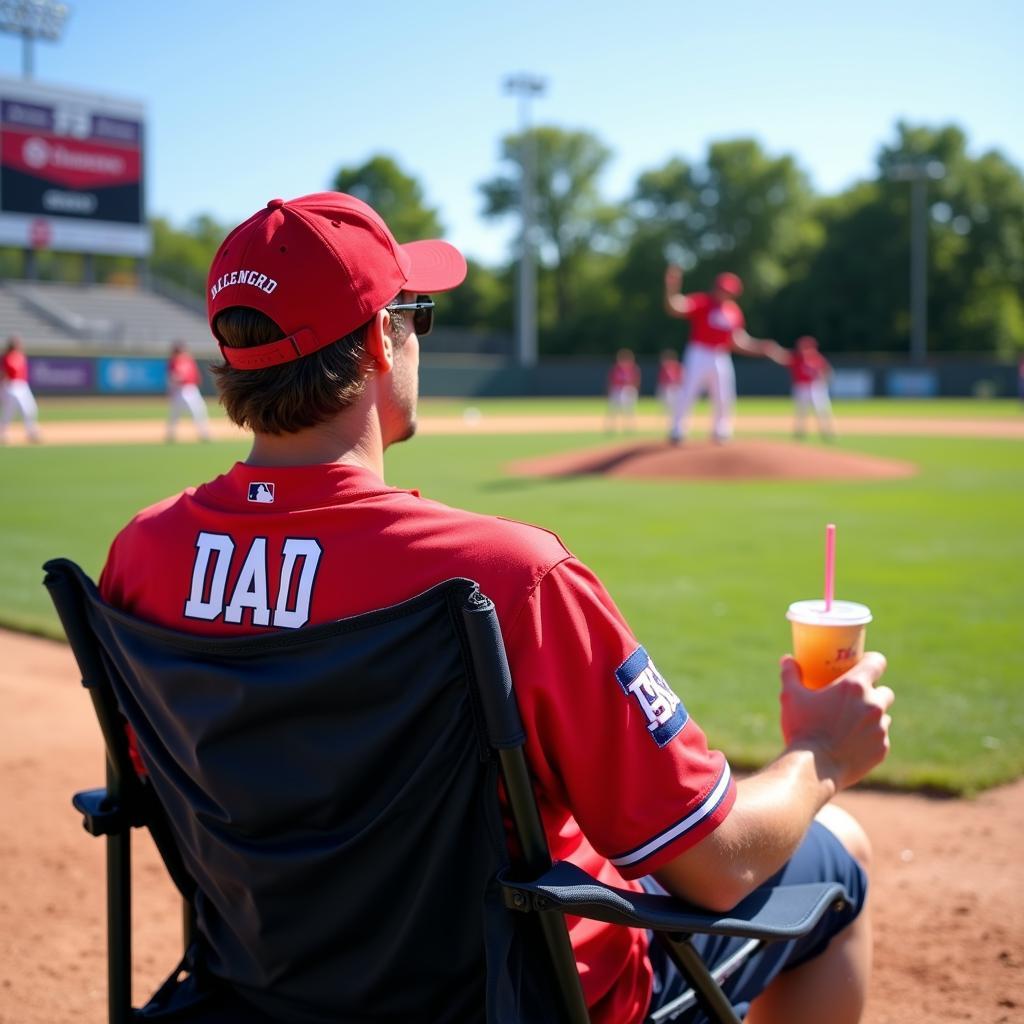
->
[[615, 646, 688, 748], [183, 532, 322, 629]]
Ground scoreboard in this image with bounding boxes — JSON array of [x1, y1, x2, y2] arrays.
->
[[0, 75, 149, 256]]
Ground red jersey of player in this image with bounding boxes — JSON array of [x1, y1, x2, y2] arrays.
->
[[0, 335, 41, 443], [605, 347, 641, 432]]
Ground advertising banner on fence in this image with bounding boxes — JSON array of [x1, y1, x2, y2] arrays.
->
[[28, 356, 95, 393], [886, 369, 939, 398], [98, 357, 166, 394], [0, 76, 149, 256]]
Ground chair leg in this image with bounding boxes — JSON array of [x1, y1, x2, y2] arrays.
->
[[107, 828, 133, 1024], [658, 933, 750, 1024]]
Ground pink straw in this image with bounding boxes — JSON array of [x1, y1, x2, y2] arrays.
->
[[824, 523, 836, 612]]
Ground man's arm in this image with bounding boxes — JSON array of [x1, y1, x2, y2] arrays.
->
[[732, 330, 787, 363], [664, 264, 692, 319], [654, 653, 892, 911]]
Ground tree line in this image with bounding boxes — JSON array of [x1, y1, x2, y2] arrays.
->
[[15, 119, 1021, 358]]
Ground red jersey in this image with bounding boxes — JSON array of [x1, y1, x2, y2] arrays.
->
[[100, 462, 735, 1024], [2, 349, 29, 382], [657, 360, 682, 388], [789, 349, 829, 385], [678, 293, 744, 349], [608, 361, 641, 390], [168, 351, 201, 388]]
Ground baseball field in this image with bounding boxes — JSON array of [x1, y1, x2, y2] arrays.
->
[[1, 394, 1022, 1021]]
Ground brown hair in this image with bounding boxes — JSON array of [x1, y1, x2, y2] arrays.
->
[[211, 305, 406, 435]]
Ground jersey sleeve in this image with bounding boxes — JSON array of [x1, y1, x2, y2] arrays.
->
[[678, 292, 711, 318], [503, 558, 735, 879]]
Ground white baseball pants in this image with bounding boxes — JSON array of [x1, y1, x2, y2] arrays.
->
[[0, 380, 40, 441], [670, 344, 735, 441], [167, 383, 210, 440], [793, 380, 834, 436]]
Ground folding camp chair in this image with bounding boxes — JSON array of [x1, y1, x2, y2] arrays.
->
[[43, 557, 848, 1024]]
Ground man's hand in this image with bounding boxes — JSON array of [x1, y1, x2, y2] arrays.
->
[[664, 264, 683, 295], [780, 653, 894, 793]]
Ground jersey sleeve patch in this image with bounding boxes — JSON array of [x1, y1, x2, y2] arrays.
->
[[615, 646, 688, 748]]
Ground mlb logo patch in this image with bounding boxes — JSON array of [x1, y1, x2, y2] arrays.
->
[[247, 482, 275, 504], [615, 646, 688, 748]]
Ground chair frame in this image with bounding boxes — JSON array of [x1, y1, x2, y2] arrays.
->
[[44, 557, 848, 1024]]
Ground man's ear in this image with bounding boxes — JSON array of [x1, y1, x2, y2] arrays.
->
[[364, 309, 395, 374]]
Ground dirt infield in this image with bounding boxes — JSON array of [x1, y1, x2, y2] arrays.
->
[[1, 410, 1023, 447], [508, 438, 918, 482], [1, 629, 1021, 1024]]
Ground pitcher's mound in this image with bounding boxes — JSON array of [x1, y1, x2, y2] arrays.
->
[[508, 438, 917, 482]]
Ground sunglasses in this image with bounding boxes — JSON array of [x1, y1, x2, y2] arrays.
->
[[387, 295, 434, 336]]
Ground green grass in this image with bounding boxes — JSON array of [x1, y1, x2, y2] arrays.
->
[[35, 396, 230, 421], [33, 394, 1024, 422], [2, 403, 1022, 794]]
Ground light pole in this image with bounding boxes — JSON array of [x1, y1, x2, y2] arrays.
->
[[0, 0, 70, 78], [888, 159, 944, 364], [504, 72, 546, 368]]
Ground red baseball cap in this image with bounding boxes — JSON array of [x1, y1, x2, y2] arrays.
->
[[208, 192, 467, 371], [714, 272, 743, 297]]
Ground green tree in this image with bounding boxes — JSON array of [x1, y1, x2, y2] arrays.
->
[[332, 155, 443, 242], [773, 122, 1024, 355], [436, 258, 512, 332], [618, 141, 818, 352], [149, 214, 229, 297], [480, 126, 619, 330]]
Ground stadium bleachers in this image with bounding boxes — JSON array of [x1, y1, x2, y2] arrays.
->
[[0, 280, 215, 355]]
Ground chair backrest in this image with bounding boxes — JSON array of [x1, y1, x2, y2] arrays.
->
[[44, 558, 582, 1024]]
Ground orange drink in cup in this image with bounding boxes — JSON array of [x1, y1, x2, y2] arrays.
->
[[786, 600, 872, 689]]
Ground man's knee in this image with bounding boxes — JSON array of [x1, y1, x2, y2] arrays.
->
[[815, 803, 872, 872]]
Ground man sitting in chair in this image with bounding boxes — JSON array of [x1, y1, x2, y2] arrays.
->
[[99, 192, 893, 1024]]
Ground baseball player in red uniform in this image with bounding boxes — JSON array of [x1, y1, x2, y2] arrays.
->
[[605, 347, 641, 432], [663, 265, 780, 444], [166, 341, 211, 442], [99, 192, 893, 1024], [656, 348, 684, 428], [781, 335, 836, 439], [0, 336, 41, 444]]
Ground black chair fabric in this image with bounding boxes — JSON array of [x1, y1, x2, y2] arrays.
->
[[48, 560, 554, 1024]]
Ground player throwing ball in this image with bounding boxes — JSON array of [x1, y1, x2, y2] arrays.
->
[[663, 264, 780, 444]]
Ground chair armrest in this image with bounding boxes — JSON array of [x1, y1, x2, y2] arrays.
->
[[72, 787, 140, 837], [499, 860, 849, 941]]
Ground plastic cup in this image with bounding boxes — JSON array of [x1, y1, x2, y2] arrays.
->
[[786, 600, 872, 689]]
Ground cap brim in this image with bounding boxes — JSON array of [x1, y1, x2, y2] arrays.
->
[[401, 239, 467, 293]]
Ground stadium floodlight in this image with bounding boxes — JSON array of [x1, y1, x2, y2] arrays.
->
[[504, 72, 547, 369], [0, 0, 70, 78], [888, 159, 946, 364]]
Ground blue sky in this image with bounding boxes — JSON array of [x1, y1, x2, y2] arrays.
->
[[0, 0, 1020, 264]]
